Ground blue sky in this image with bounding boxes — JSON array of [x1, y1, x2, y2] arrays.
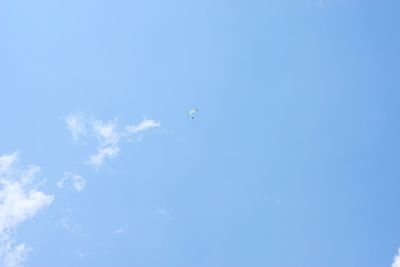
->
[[1, 0, 400, 266]]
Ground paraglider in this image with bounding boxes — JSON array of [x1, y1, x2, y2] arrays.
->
[[188, 108, 199, 119]]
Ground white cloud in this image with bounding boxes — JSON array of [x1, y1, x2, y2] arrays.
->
[[1, 243, 30, 267], [0, 153, 53, 267], [92, 120, 119, 146], [88, 120, 120, 168], [88, 146, 120, 168], [126, 119, 160, 134], [57, 172, 86, 192], [0, 153, 18, 176], [66, 114, 86, 140], [66, 113, 161, 168], [392, 249, 400, 267]]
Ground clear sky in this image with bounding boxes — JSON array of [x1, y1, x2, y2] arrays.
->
[[1, 0, 400, 266]]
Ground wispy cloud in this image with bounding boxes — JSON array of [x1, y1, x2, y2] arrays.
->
[[66, 114, 87, 141], [88, 146, 120, 168], [0, 153, 53, 267], [126, 119, 160, 134], [0, 153, 18, 175], [66, 113, 161, 168], [393, 249, 400, 267], [88, 120, 120, 168], [92, 120, 120, 146], [114, 228, 124, 235], [58, 209, 80, 235], [155, 209, 173, 222], [57, 172, 86, 192], [1, 244, 30, 267]]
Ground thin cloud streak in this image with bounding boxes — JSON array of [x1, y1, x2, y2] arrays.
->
[[126, 119, 161, 134]]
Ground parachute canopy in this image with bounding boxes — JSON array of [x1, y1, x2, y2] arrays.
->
[[188, 108, 199, 119]]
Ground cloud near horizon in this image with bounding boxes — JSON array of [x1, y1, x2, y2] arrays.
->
[[0, 153, 53, 267]]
